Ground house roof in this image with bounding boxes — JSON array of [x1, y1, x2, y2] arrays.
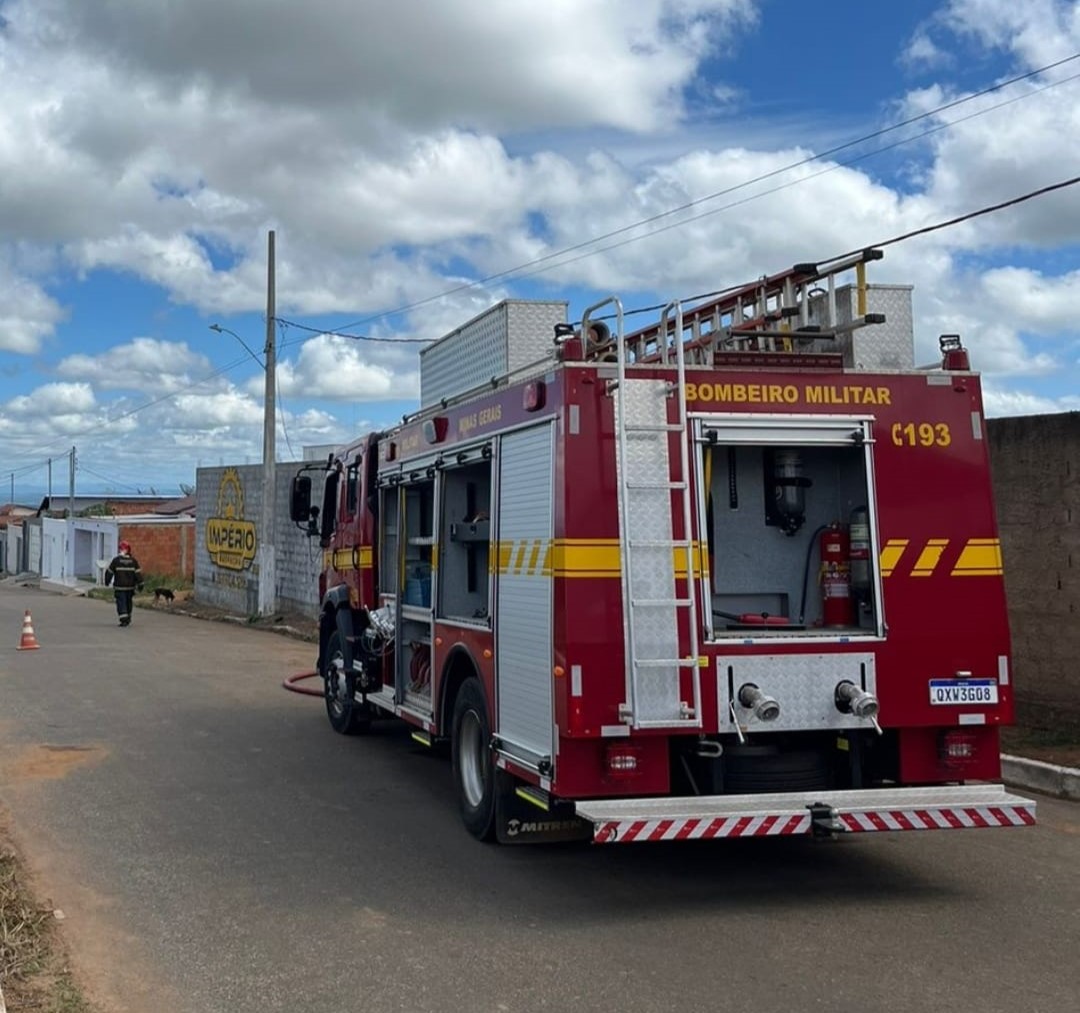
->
[[153, 495, 196, 516]]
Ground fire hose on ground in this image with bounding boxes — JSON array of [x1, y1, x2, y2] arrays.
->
[[282, 671, 323, 697]]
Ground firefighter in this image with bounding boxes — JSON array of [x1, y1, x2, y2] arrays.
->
[[105, 540, 144, 627]]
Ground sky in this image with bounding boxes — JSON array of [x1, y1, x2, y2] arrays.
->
[[1, 0, 1079, 501]]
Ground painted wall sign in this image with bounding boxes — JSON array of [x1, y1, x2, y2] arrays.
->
[[206, 468, 257, 570]]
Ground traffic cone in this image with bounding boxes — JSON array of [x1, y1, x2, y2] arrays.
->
[[17, 609, 41, 651]]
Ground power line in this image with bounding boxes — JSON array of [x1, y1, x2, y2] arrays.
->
[[274, 318, 433, 343], [581, 173, 1080, 327], [326, 51, 1080, 330], [833, 174, 1080, 260], [518, 69, 1080, 297], [276, 319, 295, 458], [1, 353, 254, 477], [78, 465, 142, 493]]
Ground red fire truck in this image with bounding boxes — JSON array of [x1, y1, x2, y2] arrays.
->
[[290, 249, 1037, 844]]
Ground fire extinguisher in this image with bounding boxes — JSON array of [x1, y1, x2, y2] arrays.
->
[[820, 524, 854, 627]]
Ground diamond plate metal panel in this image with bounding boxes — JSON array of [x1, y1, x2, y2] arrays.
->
[[716, 652, 877, 732], [615, 380, 681, 722], [420, 300, 566, 406], [809, 284, 914, 370]]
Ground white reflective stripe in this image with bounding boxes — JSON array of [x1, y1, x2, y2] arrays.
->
[[660, 822, 683, 841], [958, 713, 986, 725], [971, 411, 983, 440], [571, 664, 583, 697], [953, 809, 977, 828], [738, 816, 761, 835], [998, 655, 1010, 685], [877, 811, 903, 831], [638, 820, 665, 840], [686, 819, 714, 840]]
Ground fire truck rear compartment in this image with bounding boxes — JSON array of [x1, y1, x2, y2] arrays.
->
[[701, 434, 879, 637]]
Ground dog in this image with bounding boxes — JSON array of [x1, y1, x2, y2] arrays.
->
[[153, 587, 176, 604]]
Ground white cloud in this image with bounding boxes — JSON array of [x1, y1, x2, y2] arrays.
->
[[55, 337, 216, 392], [0, 262, 66, 354], [4, 0, 1080, 499], [6, 381, 96, 415], [982, 383, 1080, 416], [272, 333, 420, 401], [903, 31, 950, 71]]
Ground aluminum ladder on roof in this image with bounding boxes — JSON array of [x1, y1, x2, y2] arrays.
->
[[622, 248, 886, 366], [581, 297, 702, 729]]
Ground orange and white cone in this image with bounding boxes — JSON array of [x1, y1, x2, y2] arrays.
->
[[17, 609, 41, 651]]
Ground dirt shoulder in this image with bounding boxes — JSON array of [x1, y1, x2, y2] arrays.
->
[[1, 822, 93, 1013], [145, 590, 318, 643]]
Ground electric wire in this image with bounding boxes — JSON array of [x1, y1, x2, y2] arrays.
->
[[8, 57, 1080, 490], [78, 465, 143, 493], [276, 319, 295, 458], [538, 69, 1080, 300], [273, 318, 433, 343], [327, 52, 1080, 331]]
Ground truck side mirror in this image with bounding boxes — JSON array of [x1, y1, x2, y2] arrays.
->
[[319, 470, 340, 546], [290, 475, 312, 524]]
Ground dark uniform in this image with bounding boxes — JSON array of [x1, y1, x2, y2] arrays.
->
[[105, 542, 143, 626]]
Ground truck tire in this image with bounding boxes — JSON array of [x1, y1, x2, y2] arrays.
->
[[322, 629, 371, 735], [451, 677, 496, 841]]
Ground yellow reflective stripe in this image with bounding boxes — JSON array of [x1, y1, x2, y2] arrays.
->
[[911, 538, 949, 577], [550, 540, 620, 577], [952, 538, 1003, 576], [879, 539, 908, 577], [495, 539, 707, 577], [323, 546, 374, 570]]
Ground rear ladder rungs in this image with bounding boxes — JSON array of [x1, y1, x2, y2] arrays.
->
[[624, 423, 684, 433], [631, 598, 694, 607], [626, 481, 687, 491]]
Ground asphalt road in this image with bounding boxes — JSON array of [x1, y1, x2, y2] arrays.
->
[[0, 586, 1077, 1013]]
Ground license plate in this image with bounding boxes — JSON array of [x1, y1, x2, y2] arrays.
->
[[929, 679, 999, 706]]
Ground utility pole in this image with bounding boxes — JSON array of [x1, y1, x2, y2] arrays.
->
[[48, 458, 52, 503], [258, 230, 277, 617], [68, 446, 75, 518]]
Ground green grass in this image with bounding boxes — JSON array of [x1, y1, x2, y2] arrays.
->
[[86, 574, 192, 603]]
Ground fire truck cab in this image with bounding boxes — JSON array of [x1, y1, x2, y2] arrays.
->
[[291, 250, 1036, 844]]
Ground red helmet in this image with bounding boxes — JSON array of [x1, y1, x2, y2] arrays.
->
[[118, 540, 131, 553]]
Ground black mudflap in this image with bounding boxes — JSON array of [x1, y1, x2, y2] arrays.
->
[[494, 770, 593, 845]]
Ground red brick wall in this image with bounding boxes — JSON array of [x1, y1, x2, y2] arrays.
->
[[106, 500, 170, 516], [118, 523, 195, 580]]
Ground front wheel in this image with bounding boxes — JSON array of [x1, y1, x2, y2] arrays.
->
[[322, 629, 371, 735], [451, 677, 496, 840]]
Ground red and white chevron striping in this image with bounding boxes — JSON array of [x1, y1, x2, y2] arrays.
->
[[838, 805, 1036, 833], [593, 813, 809, 844]]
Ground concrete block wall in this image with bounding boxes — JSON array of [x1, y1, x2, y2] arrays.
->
[[273, 464, 322, 616], [988, 412, 1080, 725], [195, 462, 321, 618], [119, 521, 195, 579]]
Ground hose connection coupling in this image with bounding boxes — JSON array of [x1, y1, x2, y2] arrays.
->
[[737, 683, 781, 723], [835, 681, 883, 734]]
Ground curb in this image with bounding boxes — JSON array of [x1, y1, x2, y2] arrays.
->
[[1001, 754, 1080, 801]]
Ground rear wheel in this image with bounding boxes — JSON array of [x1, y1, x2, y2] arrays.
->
[[322, 629, 371, 735], [451, 677, 496, 840]]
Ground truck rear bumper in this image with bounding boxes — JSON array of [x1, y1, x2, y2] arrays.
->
[[574, 785, 1037, 844]]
